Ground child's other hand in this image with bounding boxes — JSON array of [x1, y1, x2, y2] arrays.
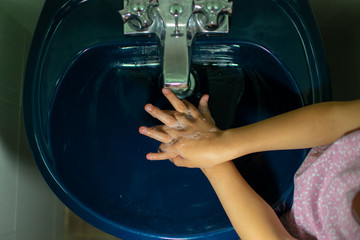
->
[[139, 88, 226, 169]]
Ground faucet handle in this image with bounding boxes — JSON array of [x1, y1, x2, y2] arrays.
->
[[119, 0, 159, 29], [193, 0, 233, 30]]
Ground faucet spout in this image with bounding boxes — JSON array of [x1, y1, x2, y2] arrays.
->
[[120, 0, 233, 97], [158, 0, 194, 90], [163, 34, 191, 90]]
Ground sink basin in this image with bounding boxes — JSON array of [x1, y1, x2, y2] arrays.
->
[[23, 0, 331, 239], [49, 41, 305, 237]]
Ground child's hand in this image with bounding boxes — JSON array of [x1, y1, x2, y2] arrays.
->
[[139, 88, 226, 169]]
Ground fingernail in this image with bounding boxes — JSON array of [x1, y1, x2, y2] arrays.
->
[[200, 95, 209, 106], [203, 95, 209, 103], [162, 88, 171, 94], [139, 127, 147, 134], [146, 154, 153, 160], [145, 104, 153, 112]]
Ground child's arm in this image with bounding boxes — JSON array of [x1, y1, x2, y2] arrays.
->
[[203, 161, 296, 240], [140, 89, 300, 239], [220, 99, 360, 163], [140, 91, 360, 239], [140, 89, 360, 168]]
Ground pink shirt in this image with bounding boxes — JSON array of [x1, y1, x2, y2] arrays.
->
[[281, 130, 360, 239]]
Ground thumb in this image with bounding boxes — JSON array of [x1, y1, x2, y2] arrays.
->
[[171, 156, 193, 168], [198, 94, 214, 123]]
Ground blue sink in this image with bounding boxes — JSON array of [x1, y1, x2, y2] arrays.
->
[[24, 0, 331, 239]]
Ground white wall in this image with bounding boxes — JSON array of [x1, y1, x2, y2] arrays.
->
[[0, 0, 45, 33], [0, 4, 65, 240]]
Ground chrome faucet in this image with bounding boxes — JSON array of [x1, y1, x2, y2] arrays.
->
[[119, 0, 233, 97]]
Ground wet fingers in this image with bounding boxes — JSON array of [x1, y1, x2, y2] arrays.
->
[[144, 104, 179, 127], [162, 88, 188, 113], [146, 151, 178, 161], [139, 126, 173, 143], [181, 100, 200, 119]]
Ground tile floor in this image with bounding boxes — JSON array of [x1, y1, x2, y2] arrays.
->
[[66, 208, 121, 240]]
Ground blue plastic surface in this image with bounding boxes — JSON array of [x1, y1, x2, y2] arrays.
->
[[23, 0, 331, 239]]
